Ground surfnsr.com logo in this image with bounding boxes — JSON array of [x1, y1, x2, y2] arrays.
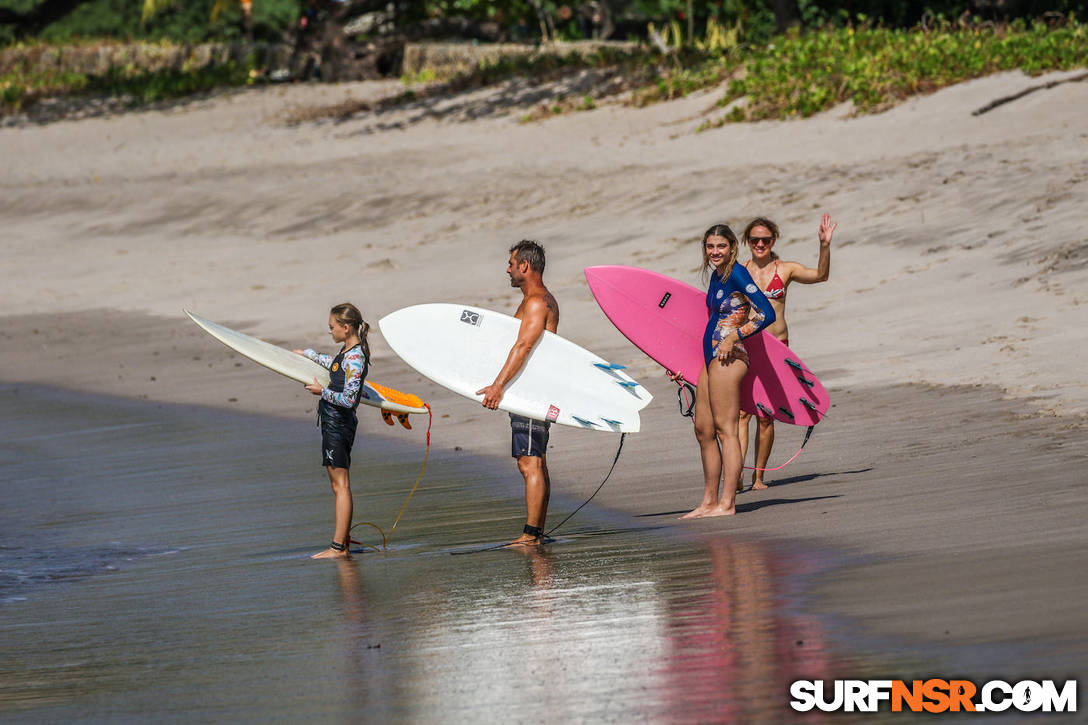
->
[[790, 679, 1077, 713]]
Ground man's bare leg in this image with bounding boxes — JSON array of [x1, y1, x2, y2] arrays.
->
[[313, 466, 353, 559], [509, 454, 550, 545]]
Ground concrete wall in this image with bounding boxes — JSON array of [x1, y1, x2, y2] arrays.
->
[[401, 40, 640, 77], [1, 39, 640, 79], [0, 42, 292, 76]]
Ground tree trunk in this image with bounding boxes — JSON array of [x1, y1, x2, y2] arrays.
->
[[769, 0, 800, 33], [686, 0, 693, 46], [527, 0, 553, 42]]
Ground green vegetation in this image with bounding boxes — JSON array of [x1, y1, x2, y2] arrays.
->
[[1, 51, 256, 111], [723, 18, 1088, 120], [292, 15, 1088, 127], [3, 5, 1086, 124], [0, 0, 298, 45], [509, 16, 1088, 123]]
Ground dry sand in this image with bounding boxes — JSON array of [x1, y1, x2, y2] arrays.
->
[[2, 70, 1087, 658]]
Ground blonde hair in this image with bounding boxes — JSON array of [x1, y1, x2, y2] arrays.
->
[[701, 223, 740, 282], [330, 302, 370, 359]]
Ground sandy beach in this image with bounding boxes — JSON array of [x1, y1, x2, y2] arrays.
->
[[3, 69, 1087, 716]]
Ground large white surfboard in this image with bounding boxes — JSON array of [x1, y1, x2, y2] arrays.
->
[[185, 310, 428, 416], [379, 304, 650, 432]]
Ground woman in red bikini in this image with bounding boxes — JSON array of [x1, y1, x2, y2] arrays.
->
[[737, 214, 836, 491]]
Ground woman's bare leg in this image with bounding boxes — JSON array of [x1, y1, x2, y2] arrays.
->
[[682, 366, 722, 518], [702, 358, 749, 517], [737, 410, 752, 492], [751, 416, 774, 489]]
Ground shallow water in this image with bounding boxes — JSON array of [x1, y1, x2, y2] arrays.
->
[[0, 385, 995, 722]]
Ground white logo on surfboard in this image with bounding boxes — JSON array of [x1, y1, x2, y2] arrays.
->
[[745, 283, 758, 294], [716, 290, 724, 300]]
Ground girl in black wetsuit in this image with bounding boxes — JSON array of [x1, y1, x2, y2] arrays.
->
[[294, 303, 370, 559]]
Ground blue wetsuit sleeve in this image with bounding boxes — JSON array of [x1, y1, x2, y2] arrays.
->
[[729, 265, 776, 339], [321, 349, 366, 409], [303, 348, 334, 369]]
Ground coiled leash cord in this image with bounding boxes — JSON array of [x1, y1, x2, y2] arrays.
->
[[452, 431, 628, 555], [348, 404, 432, 552], [676, 380, 697, 417]]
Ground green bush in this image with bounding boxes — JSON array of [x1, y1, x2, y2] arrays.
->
[[1, 57, 255, 112], [2, 0, 298, 45], [724, 18, 1088, 119]]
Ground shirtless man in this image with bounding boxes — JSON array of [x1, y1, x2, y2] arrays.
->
[[476, 240, 560, 546]]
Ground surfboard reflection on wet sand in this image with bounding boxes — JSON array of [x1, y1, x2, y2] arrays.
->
[[3, 385, 864, 720]]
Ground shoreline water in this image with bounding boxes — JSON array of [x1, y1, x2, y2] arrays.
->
[[2, 369, 1085, 718], [0, 383, 860, 720]]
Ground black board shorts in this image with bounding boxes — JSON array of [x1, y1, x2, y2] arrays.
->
[[319, 401, 358, 469], [510, 414, 550, 458]]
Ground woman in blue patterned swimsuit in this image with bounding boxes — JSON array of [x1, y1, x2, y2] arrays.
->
[[673, 224, 776, 518], [293, 303, 370, 559]]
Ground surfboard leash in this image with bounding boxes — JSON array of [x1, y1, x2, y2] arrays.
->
[[676, 381, 697, 417], [349, 403, 433, 551], [743, 424, 815, 472], [544, 432, 626, 537], [452, 431, 627, 555]]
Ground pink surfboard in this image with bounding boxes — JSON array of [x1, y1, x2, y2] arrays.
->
[[585, 265, 829, 426]]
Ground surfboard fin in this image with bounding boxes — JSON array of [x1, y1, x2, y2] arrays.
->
[[594, 362, 627, 371], [756, 403, 775, 418], [397, 413, 412, 430], [572, 416, 600, 428], [777, 406, 796, 420], [615, 381, 639, 388], [799, 397, 818, 412], [381, 411, 396, 426], [600, 417, 623, 430], [794, 374, 816, 387]]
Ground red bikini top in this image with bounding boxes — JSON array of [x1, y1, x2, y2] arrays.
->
[[749, 260, 785, 300]]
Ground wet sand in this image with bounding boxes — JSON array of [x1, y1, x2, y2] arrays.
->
[[2, 319, 1086, 719], [2, 67, 1088, 717], [0, 384, 852, 721]]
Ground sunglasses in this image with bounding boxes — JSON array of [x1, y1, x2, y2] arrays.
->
[[748, 236, 775, 244]]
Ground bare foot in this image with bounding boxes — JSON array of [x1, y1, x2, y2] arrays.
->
[[700, 504, 736, 517], [751, 480, 769, 490], [311, 547, 351, 559], [681, 505, 715, 519], [505, 533, 542, 548]]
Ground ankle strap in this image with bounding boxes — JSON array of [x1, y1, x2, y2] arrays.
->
[[523, 524, 543, 538], [330, 540, 346, 552]]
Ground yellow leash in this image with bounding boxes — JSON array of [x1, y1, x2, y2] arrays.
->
[[348, 404, 432, 551]]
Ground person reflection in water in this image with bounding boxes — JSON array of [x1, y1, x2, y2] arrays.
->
[[661, 537, 834, 719]]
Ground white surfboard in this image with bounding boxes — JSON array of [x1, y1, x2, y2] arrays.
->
[[379, 304, 651, 432], [185, 310, 428, 416]]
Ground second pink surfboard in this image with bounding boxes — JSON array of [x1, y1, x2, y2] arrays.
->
[[585, 265, 829, 426]]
